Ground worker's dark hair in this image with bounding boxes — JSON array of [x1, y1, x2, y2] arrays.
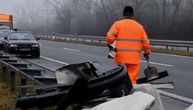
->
[[123, 6, 134, 17]]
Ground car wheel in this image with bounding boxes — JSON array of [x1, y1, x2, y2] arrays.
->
[[32, 49, 40, 58], [5, 48, 10, 53], [0, 45, 4, 50]]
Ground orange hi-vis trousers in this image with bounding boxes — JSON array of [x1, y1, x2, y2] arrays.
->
[[125, 64, 140, 84]]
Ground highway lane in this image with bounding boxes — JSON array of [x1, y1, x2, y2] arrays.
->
[[39, 40, 193, 99], [39, 40, 116, 74]]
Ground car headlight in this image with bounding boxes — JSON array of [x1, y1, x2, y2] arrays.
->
[[10, 44, 17, 47], [32, 44, 39, 47]]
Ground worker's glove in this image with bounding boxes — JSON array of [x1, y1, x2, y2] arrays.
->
[[143, 54, 149, 61]]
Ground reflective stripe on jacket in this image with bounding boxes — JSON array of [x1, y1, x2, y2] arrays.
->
[[106, 18, 151, 64]]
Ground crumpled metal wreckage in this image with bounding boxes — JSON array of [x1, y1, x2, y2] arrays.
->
[[16, 61, 185, 110]]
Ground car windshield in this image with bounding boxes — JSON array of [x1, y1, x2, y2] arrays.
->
[[0, 24, 11, 30], [10, 33, 35, 40], [0, 31, 10, 40]]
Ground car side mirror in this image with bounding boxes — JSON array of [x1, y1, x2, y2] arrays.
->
[[36, 37, 40, 40], [14, 28, 18, 31], [4, 37, 8, 40]]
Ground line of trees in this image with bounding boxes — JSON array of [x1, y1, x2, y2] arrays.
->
[[15, 0, 193, 40]]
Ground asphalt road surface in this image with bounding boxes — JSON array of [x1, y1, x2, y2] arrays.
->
[[35, 40, 193, 110], [38, 40, 193, 99]]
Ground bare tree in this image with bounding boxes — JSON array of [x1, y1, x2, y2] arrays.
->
[[14, 0, 193, 40]]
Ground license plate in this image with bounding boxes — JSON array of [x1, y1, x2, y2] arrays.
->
[[20, 48, 30, 51]]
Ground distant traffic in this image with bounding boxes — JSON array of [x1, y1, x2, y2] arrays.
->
[[0, 14, 40, 58]]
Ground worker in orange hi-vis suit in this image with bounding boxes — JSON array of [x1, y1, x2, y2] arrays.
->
[[106, 6, 151, 84]]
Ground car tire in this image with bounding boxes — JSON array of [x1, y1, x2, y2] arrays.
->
[[5, 48, 11, 53], [32, 49, 40, 58], [0, 45, 4, 50]]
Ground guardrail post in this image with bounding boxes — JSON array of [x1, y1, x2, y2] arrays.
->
[[166, 45, 168, 50], [0, 64, 2, 82], [187, 47, 189, 52], [10, 71, 16, 91], [99, 40, 102, 44], [52, 35, 55, 40], [20, 76, 27, 96], [2, 66, 8, 82]]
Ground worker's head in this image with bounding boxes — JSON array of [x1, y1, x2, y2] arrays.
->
[[123, 6, 134, 17]]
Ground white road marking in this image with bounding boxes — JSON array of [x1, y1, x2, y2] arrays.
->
[[40, 56, 69, 65], [153, 52, 193, 59], [159, 90, 193, 104], [141, 60, 174, 67], [63, 47, 80, 52]]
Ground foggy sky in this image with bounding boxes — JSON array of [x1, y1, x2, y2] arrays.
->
[[0, 0, 21, 14], [0, 0, 52, 30], [1, 0, 193, 40], [0, 0, 44, 14]]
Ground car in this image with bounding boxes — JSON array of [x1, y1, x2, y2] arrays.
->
[[0, 30, 13, 50], [4, 31, 40, 58]]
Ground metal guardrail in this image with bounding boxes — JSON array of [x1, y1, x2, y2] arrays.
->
[[0, 52, 57, 96], [35, 33, 193, 52], [150, 39, 193, 52]]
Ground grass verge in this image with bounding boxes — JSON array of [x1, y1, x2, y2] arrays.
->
[[0, 83, 16, 110], [152, 48, 193, 57]]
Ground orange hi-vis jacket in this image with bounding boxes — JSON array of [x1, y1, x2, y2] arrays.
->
[[107, 18, 151, 64]]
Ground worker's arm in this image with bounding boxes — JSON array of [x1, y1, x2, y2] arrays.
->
[[106, 22, 119, 44], [141, 26, 151, 55]]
